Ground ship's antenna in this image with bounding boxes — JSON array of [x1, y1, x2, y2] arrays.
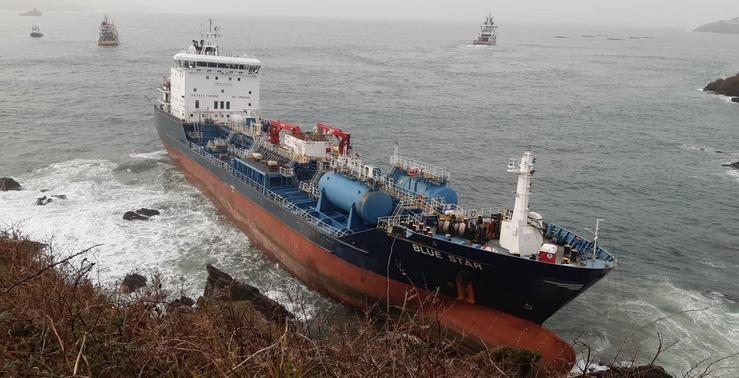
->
[[585, 218, 604, 260]]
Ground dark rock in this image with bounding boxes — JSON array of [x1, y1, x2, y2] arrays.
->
[[121, 273, 147, 293], [581, 365, 672, 378], [51, 194, 67, 200], [123, 211, 149, 221], [169, 295, 195, 308], [733, 97, 739, 103], [704, 73, 739, 97], [136, 208, 160, 217], [36, 196, 53, 206], [722, 161, 739, 169], [0, 177, 21, 191], [204, 264, 293, 323], [40, 188, 50, 192]]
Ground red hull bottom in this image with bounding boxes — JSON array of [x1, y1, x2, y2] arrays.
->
[[164, 144, 575, 371]]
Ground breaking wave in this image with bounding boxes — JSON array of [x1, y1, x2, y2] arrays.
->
[[0, 155, 325, 317]]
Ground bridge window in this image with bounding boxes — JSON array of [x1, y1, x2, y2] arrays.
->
[[226, 101, 230, 110], [238, 65, 245, 70], [237, 78, 241, 81], [208, 62, 217, 68], [220, 101, 224, 109], [215, 76, 219, 80], [197, 61, 207, 67], [193, 88, 197, 92], [206, 76, 209, 80], [195, 100, 199, 109], [214, 101, 218, 109], [248, 103, 252, 107], [248, 91, 252, 94], [228, 77, 232, 81]]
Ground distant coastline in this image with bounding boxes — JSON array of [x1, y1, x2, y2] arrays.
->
[[694, 17, 739, 34]]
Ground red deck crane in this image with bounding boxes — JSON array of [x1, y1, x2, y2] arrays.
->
[[316, 122, 352, 155], [268, 120, 302, 145]]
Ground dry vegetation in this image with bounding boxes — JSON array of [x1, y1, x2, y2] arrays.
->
[[0, 230, 552, 377]]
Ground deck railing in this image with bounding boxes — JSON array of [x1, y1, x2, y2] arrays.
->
[[190, 144, 351, 238], [390, 153, 450, 183]]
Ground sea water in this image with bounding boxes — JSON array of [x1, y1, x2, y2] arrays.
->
[[1, 12, 737, 375]]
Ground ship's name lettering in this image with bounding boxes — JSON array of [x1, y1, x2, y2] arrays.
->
[[411, 244, 483, 271]]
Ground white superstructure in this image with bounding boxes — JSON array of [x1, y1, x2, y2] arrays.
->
[[168, 20, 261, 123], [473, 12, 498, 45]]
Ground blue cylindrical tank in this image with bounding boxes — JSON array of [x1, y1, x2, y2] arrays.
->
[[394, 174, 458, 205], [318, 172, 393, 225]]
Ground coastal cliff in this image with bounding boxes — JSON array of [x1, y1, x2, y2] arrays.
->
[[694, 17, 739, 34]]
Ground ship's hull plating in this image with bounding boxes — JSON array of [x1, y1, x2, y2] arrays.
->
[[153, 107, 613, 369]]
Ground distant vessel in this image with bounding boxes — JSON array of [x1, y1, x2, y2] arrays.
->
[[30, 25, 43, 38], [19, 8, 42, 16], [472, 12, 498, 45], [98, 15, 119, 46]]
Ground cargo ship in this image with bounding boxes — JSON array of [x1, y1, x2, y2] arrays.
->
[[98, 15, 119, 46], [153, 21, 616, 370], [473, 12, 498, 45]]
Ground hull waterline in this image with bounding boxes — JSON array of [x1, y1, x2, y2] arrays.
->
[[158, 134, 576, 370]]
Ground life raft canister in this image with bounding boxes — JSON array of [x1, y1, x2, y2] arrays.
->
[[538, 243, 558, 264]]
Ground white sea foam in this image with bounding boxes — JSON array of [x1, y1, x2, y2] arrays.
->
[[726, 169, 739, 183], [598, 278, 739, 376], [699, 88, 738, 104], [0, 157, 321, 317], [679, 143, 718, 153]]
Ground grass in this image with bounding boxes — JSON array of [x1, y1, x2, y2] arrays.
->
[[0, 230, 554, 377]]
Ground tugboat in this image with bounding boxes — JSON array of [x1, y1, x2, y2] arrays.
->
[[98, 15, 119, 46], [153, 21, 616, 371], [473, 12, 498, 45], [19, 8, 42, 16], [30, 25, 43, 38]]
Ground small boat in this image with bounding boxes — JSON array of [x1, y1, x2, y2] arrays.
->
[[30, 25, 43, 38], [19, 8, 42, 16], [581, 35, 594, 38], [98, 15, 119, 46], [554, 36, 569, 39], [472, 12, 498, 45]]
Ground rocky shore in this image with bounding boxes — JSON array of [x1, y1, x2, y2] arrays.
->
[[704, 73, 739, 101], [0, 232, 674, 377]]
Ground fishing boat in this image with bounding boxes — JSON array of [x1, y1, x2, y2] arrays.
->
[[98, 15, 119, 46], [153, 21, 617, 371], [30, 25, 43, 38]]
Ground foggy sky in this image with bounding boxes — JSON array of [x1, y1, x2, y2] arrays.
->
[[8, 0, 739, 28]]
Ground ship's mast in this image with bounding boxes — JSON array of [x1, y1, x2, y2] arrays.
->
[[499, 149, 544, 256], [199, 18, 221, 55]]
